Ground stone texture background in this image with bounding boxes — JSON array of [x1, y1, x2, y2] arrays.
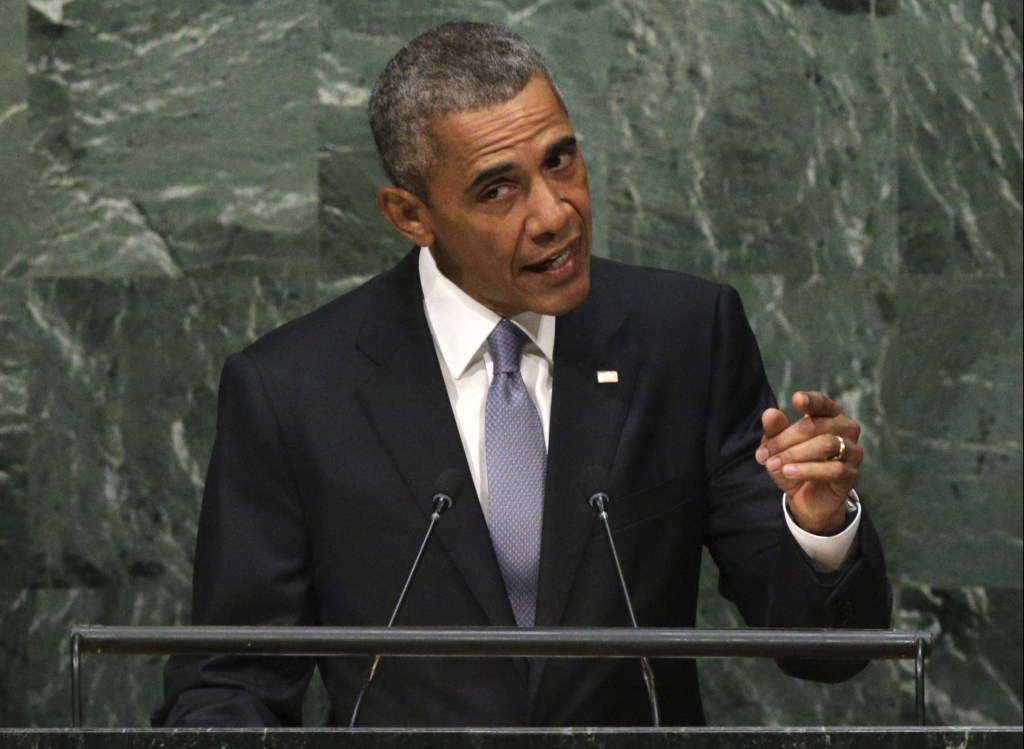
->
[[0, 0, 1020, 728]]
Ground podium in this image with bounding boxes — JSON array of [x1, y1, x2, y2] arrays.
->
[[26, 625, 1018, 747], [1, 727, 1022, 748]]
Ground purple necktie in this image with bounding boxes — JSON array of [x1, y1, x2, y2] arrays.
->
[[485, 319, 546, 627]]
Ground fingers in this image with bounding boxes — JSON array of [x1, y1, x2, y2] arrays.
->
[[792, 390, 843, 418], [759, 433, 862, 497], [760, 407, 790, 441], [777, 461, 858, 490], [758, 394, 860, 461], [764, 433, 862, 474]]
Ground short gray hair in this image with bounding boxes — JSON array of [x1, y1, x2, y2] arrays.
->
[[368, 21, 565, 200]]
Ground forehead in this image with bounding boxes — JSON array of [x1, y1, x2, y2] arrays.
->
[[428, 76, 573, 184]]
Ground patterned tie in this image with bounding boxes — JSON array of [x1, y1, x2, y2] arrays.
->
[[485, 319, 547, 627]]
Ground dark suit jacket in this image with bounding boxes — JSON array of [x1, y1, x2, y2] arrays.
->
[[156, 251, 890, 727]]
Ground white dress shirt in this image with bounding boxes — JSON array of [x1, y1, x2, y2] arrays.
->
[[417, 247, 858, 573]]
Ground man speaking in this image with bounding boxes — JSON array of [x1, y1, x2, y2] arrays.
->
[[156, 21, 890, 727]]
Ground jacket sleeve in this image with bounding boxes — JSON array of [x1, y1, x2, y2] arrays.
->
[[153, 351, 317, 726], [701, 285, 892, 682]]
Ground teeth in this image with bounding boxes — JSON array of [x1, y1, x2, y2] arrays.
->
[[548, 249, 569, 268], [527, 246, 572, 272], [539, 248, 569, 268]]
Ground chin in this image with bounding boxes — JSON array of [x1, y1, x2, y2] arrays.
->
[[536, 277, 591, 316]]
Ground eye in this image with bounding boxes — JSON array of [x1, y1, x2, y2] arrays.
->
[[480, 182, 514, 202], [544, 150, 574, 170], [545, 138, 580, 171]]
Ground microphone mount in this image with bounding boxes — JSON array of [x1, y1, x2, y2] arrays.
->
[[582, 466, 661, 728], [349, 469, 465, 727]]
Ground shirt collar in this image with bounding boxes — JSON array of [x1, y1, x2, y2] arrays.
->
[[419, 246, 555, 379]]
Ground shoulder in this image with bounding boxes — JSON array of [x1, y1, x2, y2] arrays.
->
[[244, 280, 374, 363], [575, 258, 761, 370], [241, 251, 419, 369]]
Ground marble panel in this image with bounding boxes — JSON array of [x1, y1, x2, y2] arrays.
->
[[0, 0, 30, 272], [19, 0, 319, 279], [896, 1, 1023, 277], [0, 284, 32, 728], [897, 583, 1023, 726], [0, 589, 32, 727], [5, 588, 329, 728], [879, 276, 1022, 587], [18, 586, 183, 727], [604, 0, 899, 279], [5, 273, 316, 726], [0, 284, 32, 589], [697, 575, 1023, 726], [696, 557, 906, 726], [23, 274, 316, 591]]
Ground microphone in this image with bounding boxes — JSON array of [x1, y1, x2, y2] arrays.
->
[[581, 465, 661, 728], [348, 468, 465, 727]]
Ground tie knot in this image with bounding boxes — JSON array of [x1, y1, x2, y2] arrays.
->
[[488, 319, 528, 375]]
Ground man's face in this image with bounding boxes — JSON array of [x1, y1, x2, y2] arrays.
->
[[418, 75, 592, 318]]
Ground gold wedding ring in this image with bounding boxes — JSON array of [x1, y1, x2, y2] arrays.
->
[[831, 435, 847, 462]]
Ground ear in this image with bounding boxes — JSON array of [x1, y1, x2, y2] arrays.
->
[[375, 186, 435, 247]]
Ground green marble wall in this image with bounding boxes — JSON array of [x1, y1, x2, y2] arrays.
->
[[0, 0, 1020, 729]]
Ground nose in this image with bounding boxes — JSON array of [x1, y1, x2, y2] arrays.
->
[[525, 177, 571, 244]]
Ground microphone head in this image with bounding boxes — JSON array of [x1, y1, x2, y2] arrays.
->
[[580, 465, 610, 512], [432, 468, 465, 515]]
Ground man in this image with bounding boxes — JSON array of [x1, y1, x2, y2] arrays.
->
[[156, 21, 889, 727]]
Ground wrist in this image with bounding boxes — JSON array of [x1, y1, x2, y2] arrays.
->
[[786, 496, 855, 537]]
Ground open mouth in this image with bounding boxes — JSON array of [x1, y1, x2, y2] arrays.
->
[[524, 242, 575, 273]]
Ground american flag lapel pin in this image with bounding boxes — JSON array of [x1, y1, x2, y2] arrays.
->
[[596, 370, 619, 384]]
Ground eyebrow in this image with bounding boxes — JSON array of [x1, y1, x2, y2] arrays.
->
[[464, 135, 579, 196], [465, 162, 515, 196]]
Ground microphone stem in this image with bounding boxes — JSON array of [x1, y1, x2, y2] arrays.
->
[[349, 508, 443, 727], [599, 510, 638, 627], [389, 510, 442, 627], [598, 510, 661, 728]]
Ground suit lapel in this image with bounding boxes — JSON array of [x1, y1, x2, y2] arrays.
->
[[534, 283, 635, 629], [354, 252, 517, 630], [527, 272, 636, 710]]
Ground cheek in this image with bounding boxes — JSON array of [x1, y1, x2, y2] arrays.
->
[[447, 215, 527, 287], [486, 229, 524, 274], [572, 187, 592, 219]]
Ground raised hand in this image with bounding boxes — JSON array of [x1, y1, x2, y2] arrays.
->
[[755, 391, 862, 535]]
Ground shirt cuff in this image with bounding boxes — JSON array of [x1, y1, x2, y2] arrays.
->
[[783, 490, 861, 574]]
